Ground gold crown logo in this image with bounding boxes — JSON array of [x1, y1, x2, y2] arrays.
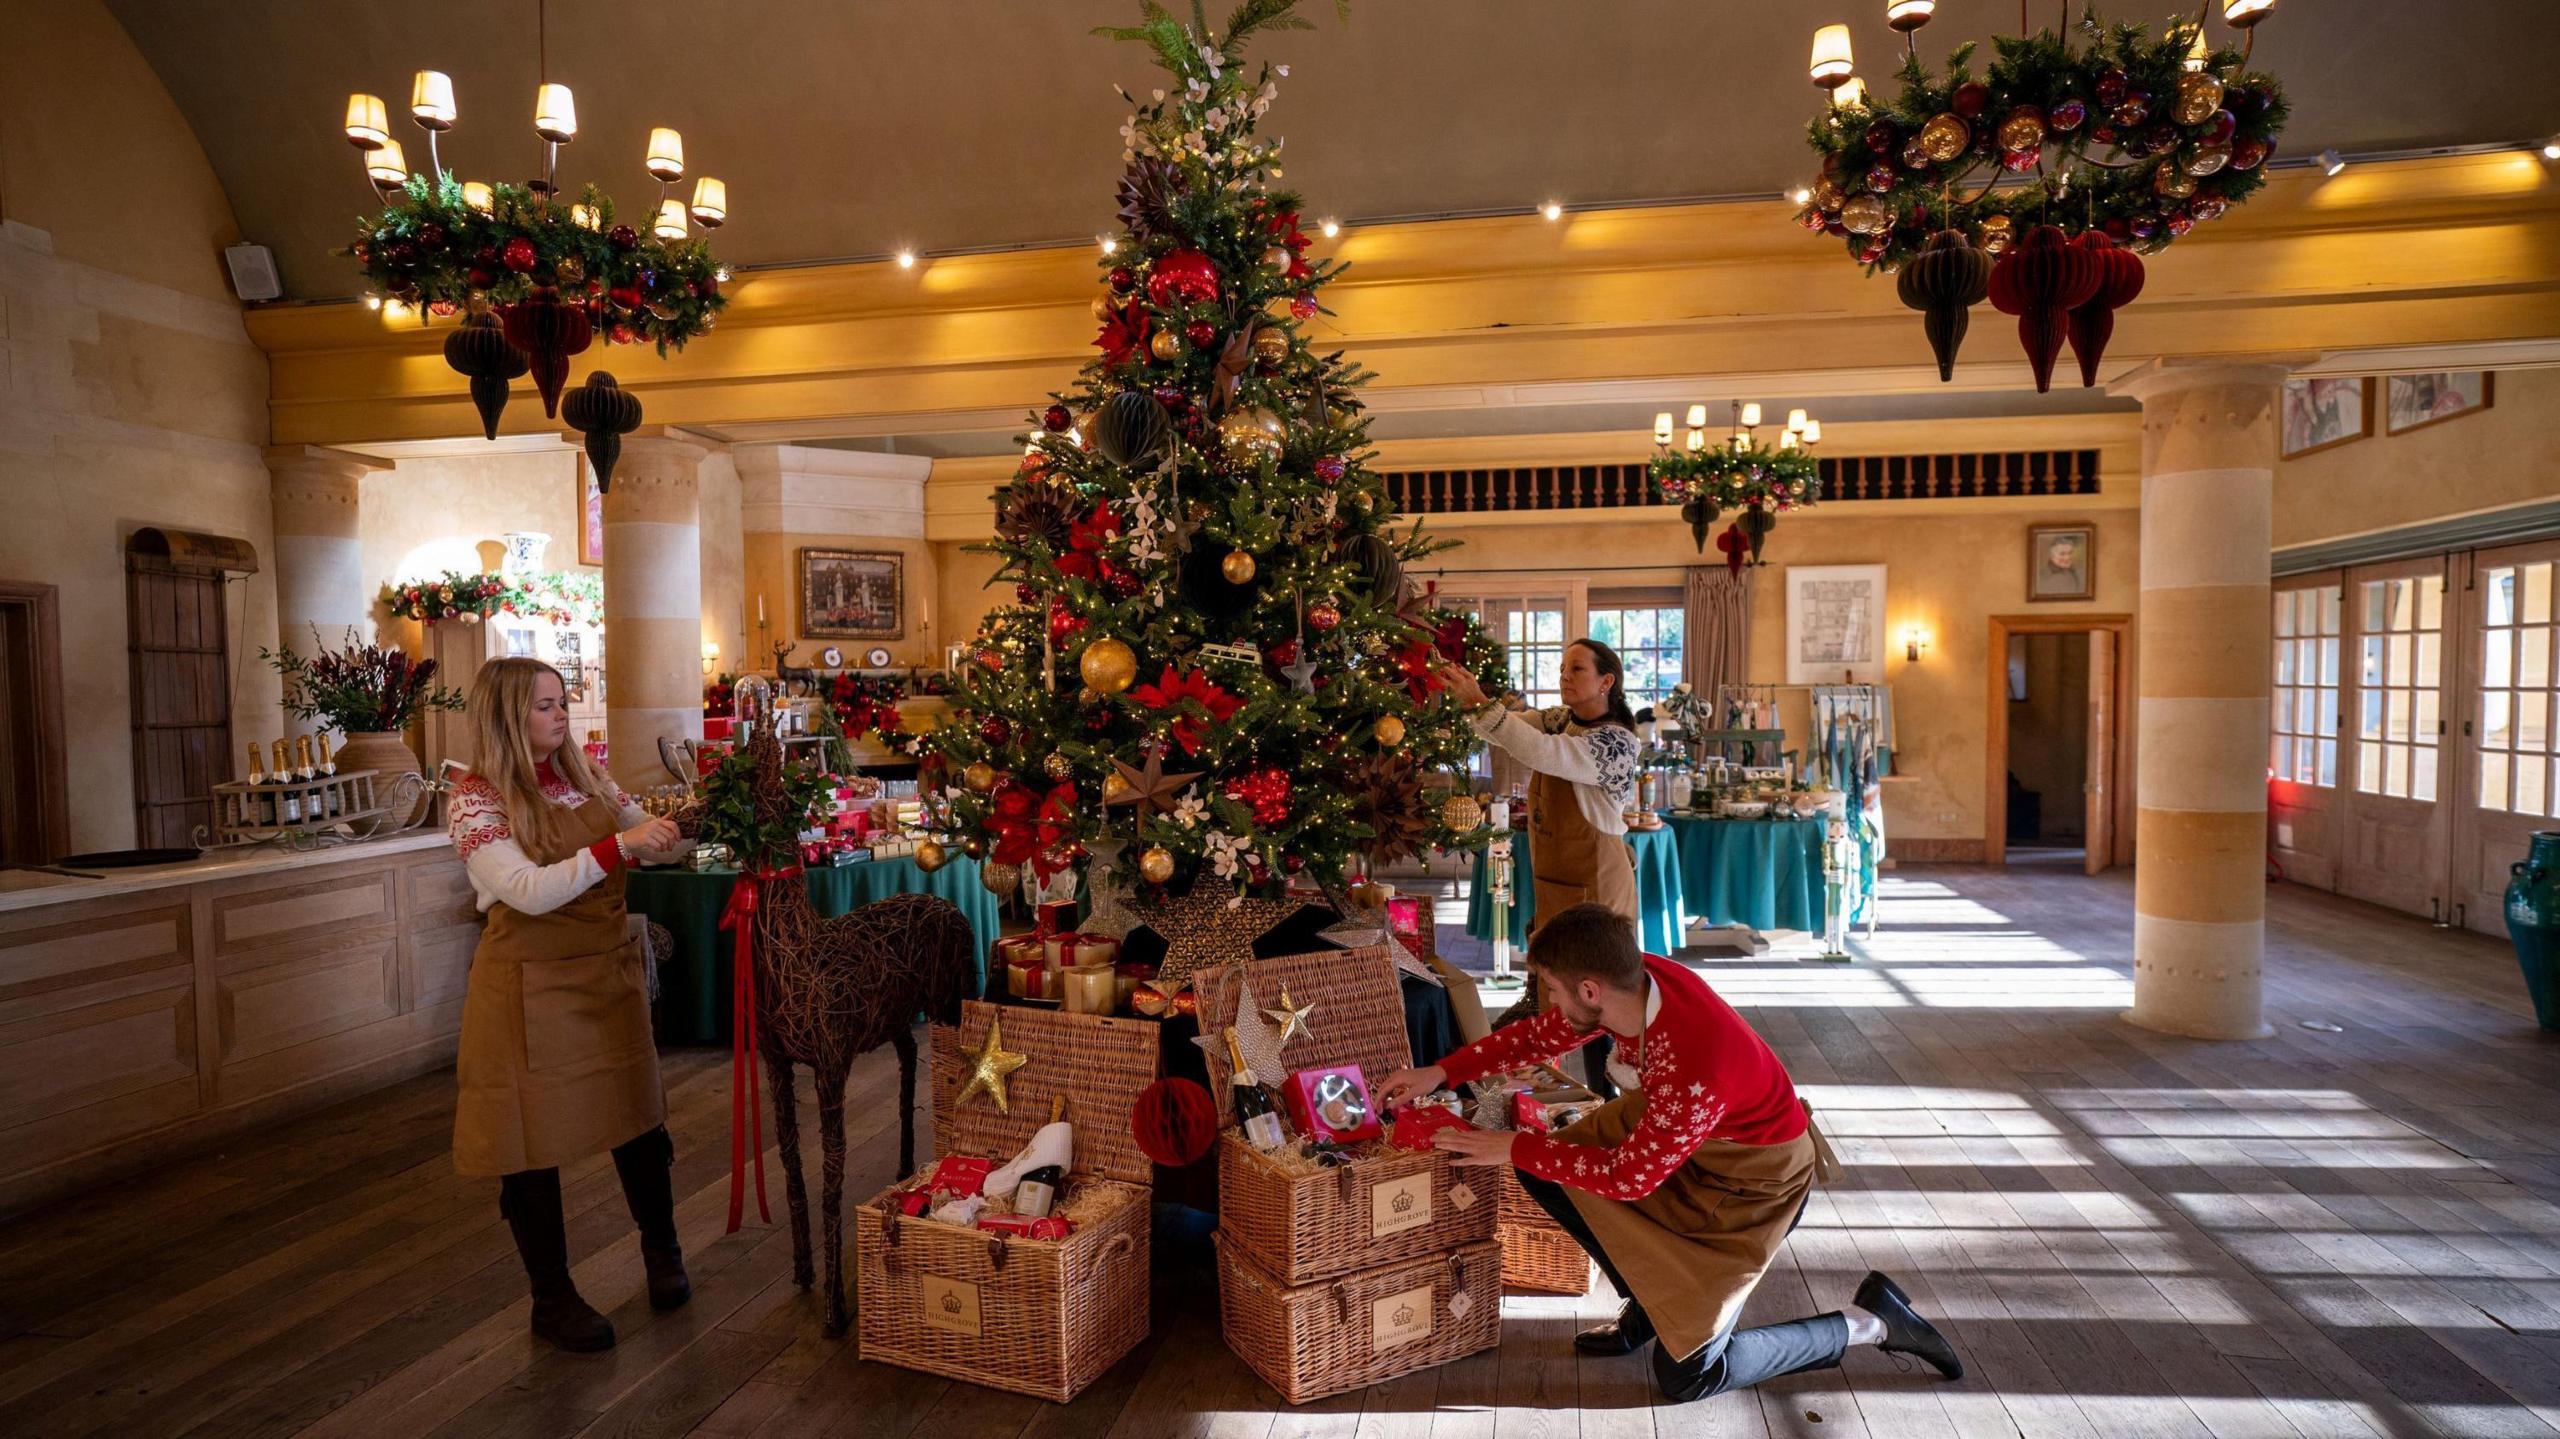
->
[[1393, 1302, 1415, 1325], [1391, 1189, 1415, 1214], [940, 1291, 963, 1314]]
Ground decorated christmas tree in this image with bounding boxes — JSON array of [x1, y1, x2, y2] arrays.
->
[[925, 0, 1505, 911]]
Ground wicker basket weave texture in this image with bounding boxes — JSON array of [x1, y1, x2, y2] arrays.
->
[[928, 1001, 1161, 1187], [1215, 1232, 1503, 1404], [1498, 1220, 1594, 1296]]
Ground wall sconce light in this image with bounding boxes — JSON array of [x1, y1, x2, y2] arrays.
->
[[702, 642, 722, 675], [1902, 624, 1931, 662]]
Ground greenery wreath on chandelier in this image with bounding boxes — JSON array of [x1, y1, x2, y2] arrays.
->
[[1796, 11, 2288, 272], [1648, 443, 1823, 564]]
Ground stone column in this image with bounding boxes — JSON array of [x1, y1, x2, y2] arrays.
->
[[264, 444, 389, 650], [2114, 360, 2290, 1040], [603, 429, 714, 791]]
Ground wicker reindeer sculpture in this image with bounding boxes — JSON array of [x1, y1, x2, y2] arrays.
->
[[723, 702, 975, 1336]]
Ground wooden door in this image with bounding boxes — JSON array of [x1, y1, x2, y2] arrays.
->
[[126, 560, 234, 847], [0, 583, 70, 863], [2267, 574, 2345, 890], [2084, 628, 2115, 875], [2452, 540, 2560, 937], [2333, 557, 2456, 920]]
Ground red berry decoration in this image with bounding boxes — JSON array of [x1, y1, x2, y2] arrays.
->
[[1016, 582, 1039, 604], [1223, 766, 1293, 827], [500, 236, 538, 273], [1107, 568, 1143, 599], [1989, 224, 2104, 394], [1042, 404, 1072, 432], [1145, 247, 1221, 306], [2064, 231, 2145, 389], [1130, 1077, 1217, 1167]]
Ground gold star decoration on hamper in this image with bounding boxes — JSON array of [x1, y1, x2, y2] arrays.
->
[[951, 1014, 1029, 1114], [1139, 890, 1308, 990], [1262, 984, 1317, 1049], [1106, 745, 1206, 817]]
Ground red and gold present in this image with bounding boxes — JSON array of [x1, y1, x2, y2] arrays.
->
[[1035, 898, 1079, 939]]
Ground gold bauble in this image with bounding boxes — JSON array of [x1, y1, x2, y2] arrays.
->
[[1092, 295, 1116, 321], [1221, 550, 1258, 584], [963, 834, 987, 859], [2185, 145, 2232, 177], [1138, 845, 1176, 884], [964, 761, 1000, 793], [554, 254, 585, 284], [1811, 177, 1849, 211], [1977, 213, 2015, 254], [981, 860, 1023, 896], [1373, 715, 1406, 747], [1149, 329, 1186, 361], [1218, 408, 1283, 465], [1840, 194, 1894, 236], [2152, 162, 2198, 198], [914, 839, 950, 873], [1043, 751, 1074, 780], [1440, 794, 1485, 833], [1918, 112, 1970, 163], [1262, 245, 1292, 271], [1996, 106, 2046, 154], [1101, 769, 1135, 805], [2173, 71, 2225, 126], [1250, 328, 1289, 364], [1080, 637, 1138, 694]]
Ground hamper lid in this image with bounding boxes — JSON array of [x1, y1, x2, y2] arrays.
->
[[1192, 943, 1411, 1130], [931, 1000, 1161, 1187]]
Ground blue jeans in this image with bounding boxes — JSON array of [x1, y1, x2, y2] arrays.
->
[[1515, 1166, 1847, 1401]]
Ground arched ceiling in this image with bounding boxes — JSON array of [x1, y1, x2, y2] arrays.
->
[[110, 0, 2560, 305]]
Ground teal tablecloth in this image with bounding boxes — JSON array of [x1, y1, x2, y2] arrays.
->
[[626, 857, 1000, 1044], [1465, 826, 1685, 956], [1663, 813, 1826, 934]]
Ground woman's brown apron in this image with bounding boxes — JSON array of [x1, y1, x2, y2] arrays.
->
[[1526, 711, 1638, 937], [1549, 1093, 1823, 1361], [453, 793, 666, 1177]]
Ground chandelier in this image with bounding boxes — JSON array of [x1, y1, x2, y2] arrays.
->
[[1647, 403, 1824, 568], [1794, 1, 2289, 391], [334, 1, 729, 476]]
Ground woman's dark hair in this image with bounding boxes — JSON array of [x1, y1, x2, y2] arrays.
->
[[1566, 638, 1639, 733]]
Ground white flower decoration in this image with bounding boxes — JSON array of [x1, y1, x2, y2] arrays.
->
[[1206, 829, 1252, 879]]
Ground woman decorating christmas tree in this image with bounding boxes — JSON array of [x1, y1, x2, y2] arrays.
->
[[446, 657, 691, 1352]]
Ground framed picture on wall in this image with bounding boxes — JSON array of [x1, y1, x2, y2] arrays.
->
[[2026, 523, 2096, 602], [798, 548, 903, 640], [2384, 371, 2493, 436], [2280, 376, 2371, 459], [1785, 564, 1886, 684], [578, 457, 605, 566]]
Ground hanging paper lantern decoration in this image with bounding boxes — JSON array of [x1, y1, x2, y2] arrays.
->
[[562, 371, 644, 492], [1716, 522, 1749, 576], [1342, 532, 1404, 597], [1738, 504, 1776, 565], [1895, 229, 1994, 383], [499, 286, 594, 417], [2064, 232, 2147, 389], [1683, 496, 1722, 554], [442, 309, 528, 441], [1091, 389, 1173, 468], [1131, 1076, 1218, 1165], [1988, 225, 2103, 394]]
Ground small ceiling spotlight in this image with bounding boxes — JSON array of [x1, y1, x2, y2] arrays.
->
[[2319, 148, 2346, 176]]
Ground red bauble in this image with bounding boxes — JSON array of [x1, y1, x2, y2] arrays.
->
[[416, 223, 447, 250], [1131, 1078, 1218, 1167], [500, 236, 537, 273], [1145, 248, 1221, 307], [466, 267, 499, 289], [980, 715, 1012, 746], [1269, 638, 1299, 665], [610, 325, 637, 345], [1989, 225, 2105, 394], [1042, 404, 1072, 432], [1953, 82, 1990, 118], [2064, 231, 2146, 389], [1308, 601, 1341, 631], [1183, 320, 1218, 350], [1106, 569, 1143, 599], [1107, 265, 1137, 294], [1312, 455, 1347, 484], [1290, 293, 1318, 320], [608, 225, 638, 250], [1015, 582, 1038, 604], [1152, 386, 1193, 417], [609, 285, 644, 310]]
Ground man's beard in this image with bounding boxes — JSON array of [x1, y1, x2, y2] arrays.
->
[[1552, 992, 1604, 1033]]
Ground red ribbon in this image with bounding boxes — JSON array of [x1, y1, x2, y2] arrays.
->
[[719, 863, 801, 1233]]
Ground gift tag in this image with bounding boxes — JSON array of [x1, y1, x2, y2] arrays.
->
[[1449, 1181, 1478, 1212], [1450, 1289, 1476, 1323]]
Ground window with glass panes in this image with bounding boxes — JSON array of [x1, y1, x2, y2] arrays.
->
[[1505, 607, 1567, 708], [2480, 559, 2559, 818], [2354, 572, 2444, 801], [2272, 584, 2341, 787], [1588, 598, 1686, 713]]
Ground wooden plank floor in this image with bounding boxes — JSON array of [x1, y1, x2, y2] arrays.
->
[[5, 866, 2557, 1438]]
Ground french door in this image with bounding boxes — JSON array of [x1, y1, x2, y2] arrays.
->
[[2268, 573, 2343, 891], [2453, 540, 2560, 936], [2333, 556, 2457, 919]]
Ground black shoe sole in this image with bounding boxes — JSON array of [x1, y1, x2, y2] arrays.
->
[[1573, 1331, 1644, 1357]]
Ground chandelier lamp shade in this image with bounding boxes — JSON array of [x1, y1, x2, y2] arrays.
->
[[1793, 0, 2287, 388], [1647, 401, 1823, 562], [336, 1, 722, 444]]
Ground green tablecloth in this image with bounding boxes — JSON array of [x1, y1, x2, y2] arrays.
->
[[626, 857, 1000, 1044], [1465, 825, 1685, 956], [1663, 813, 1826, 934]]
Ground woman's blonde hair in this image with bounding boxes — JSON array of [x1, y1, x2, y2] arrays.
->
[[468, 657, 617, 856]]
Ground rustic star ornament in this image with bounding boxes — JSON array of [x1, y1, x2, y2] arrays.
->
[[951, 1014, 1029, 1114], [1262, 984, 1317, 1049], [1107, 745, 1206, 817], [1139, 891, 1308, 989], [1279, 651, 1319, 695]]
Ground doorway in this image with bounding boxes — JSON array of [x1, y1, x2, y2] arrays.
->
[[1985, 614, 2129, 873]]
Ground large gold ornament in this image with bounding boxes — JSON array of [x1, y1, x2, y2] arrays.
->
[[964, 761, 1000, 793], [1261, 984, 1317, 1048], [1441, 793, 1486, 833], [914, 838, 950, 873], [1221, 550, 1258, 584], [2173, 71, 2226, 126], [1138, 845, 1176, 884], [1918, 112, 1969, 163], [1218, 408, 1283, 465], [1101, 769, 1136, 805], [1841, 194, 1893, 236], [2152, 162, 2197, 198], [1250, 328, 1289, 364], [1372, 715, 1406, 747], [1996, 105, 2046, 154], [1150, 328, 1187, 361], [1977, 213, 2015, 254], [951, 1015, 1029, 1113], [981, 859, 1023, 896], [1080, 637, 1138, 694]]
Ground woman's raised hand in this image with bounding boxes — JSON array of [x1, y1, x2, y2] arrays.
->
[[620, 817, 682, 860], [1438, 662, 1489, 709]]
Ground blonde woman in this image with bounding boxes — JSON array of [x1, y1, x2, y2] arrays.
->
[[447, 657, 687, 1352]]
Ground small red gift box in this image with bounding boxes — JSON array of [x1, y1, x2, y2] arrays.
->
[[1513, 1091, 1553, 1134], [1281, 1064, 1382, 1145], [1385, 1103, 1475, 1152], [1034, 898, 1078, 939], [977, 1214, 1074, 1241], [703, 716, 735, 742]]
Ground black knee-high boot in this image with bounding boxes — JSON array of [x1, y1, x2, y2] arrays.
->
[[611, 1126, 691, 1310], [500, 1168, 615, 1351]]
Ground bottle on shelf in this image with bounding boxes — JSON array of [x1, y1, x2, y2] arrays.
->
[[315, 731, 337, 776], [243, 741, 271, 826], [1224, 1027, 1289, 1152], [294, 735, 317, 781], [1013, 1094, 1070, 1221], [245, 740, 267, 787]]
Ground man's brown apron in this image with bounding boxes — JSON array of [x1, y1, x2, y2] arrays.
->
[[1548, 1093, 1824, 1361], [453, 792, 666, 1177], [1526, 710, 1638, 937]]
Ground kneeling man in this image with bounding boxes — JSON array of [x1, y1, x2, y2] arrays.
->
[[1379, 903, 1962, 1402]]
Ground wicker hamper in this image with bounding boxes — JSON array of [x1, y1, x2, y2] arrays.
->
[[1215, 1233, 1503, 1404], [855, 1001, 1160, 1403]]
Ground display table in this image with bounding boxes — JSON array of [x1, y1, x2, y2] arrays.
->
[[1465, 825, 1685, 955], [1662, 812, 1826, 934], [627, 856, 1002, 1044]]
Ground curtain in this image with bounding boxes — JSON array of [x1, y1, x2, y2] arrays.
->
[[1684, 566, 1752, 697]]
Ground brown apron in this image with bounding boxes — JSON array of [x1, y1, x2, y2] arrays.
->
[[1526, 711, 1638, 937], [452, 793, 666, 1177], [1550, 1092, 1821, 1362]]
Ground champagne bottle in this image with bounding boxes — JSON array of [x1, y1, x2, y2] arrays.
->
[[315, 732, 336, 776], [1224, 1028, 1288, 1152], [245, 741, 267, 787], [1013, 1094, 1069, 1221], [295, 735, 317, 781]]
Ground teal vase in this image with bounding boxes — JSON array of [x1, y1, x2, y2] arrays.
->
[[2508, 831, 2560, 1032]]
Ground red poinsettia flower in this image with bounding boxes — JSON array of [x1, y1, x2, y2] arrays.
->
[[1433, 616, 1471, 663], [1129, 664, 1243, 756], [1057, 503, 1123, 581], [1393, 638, 1446, 705], [1095, 301, 1152, 366]]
